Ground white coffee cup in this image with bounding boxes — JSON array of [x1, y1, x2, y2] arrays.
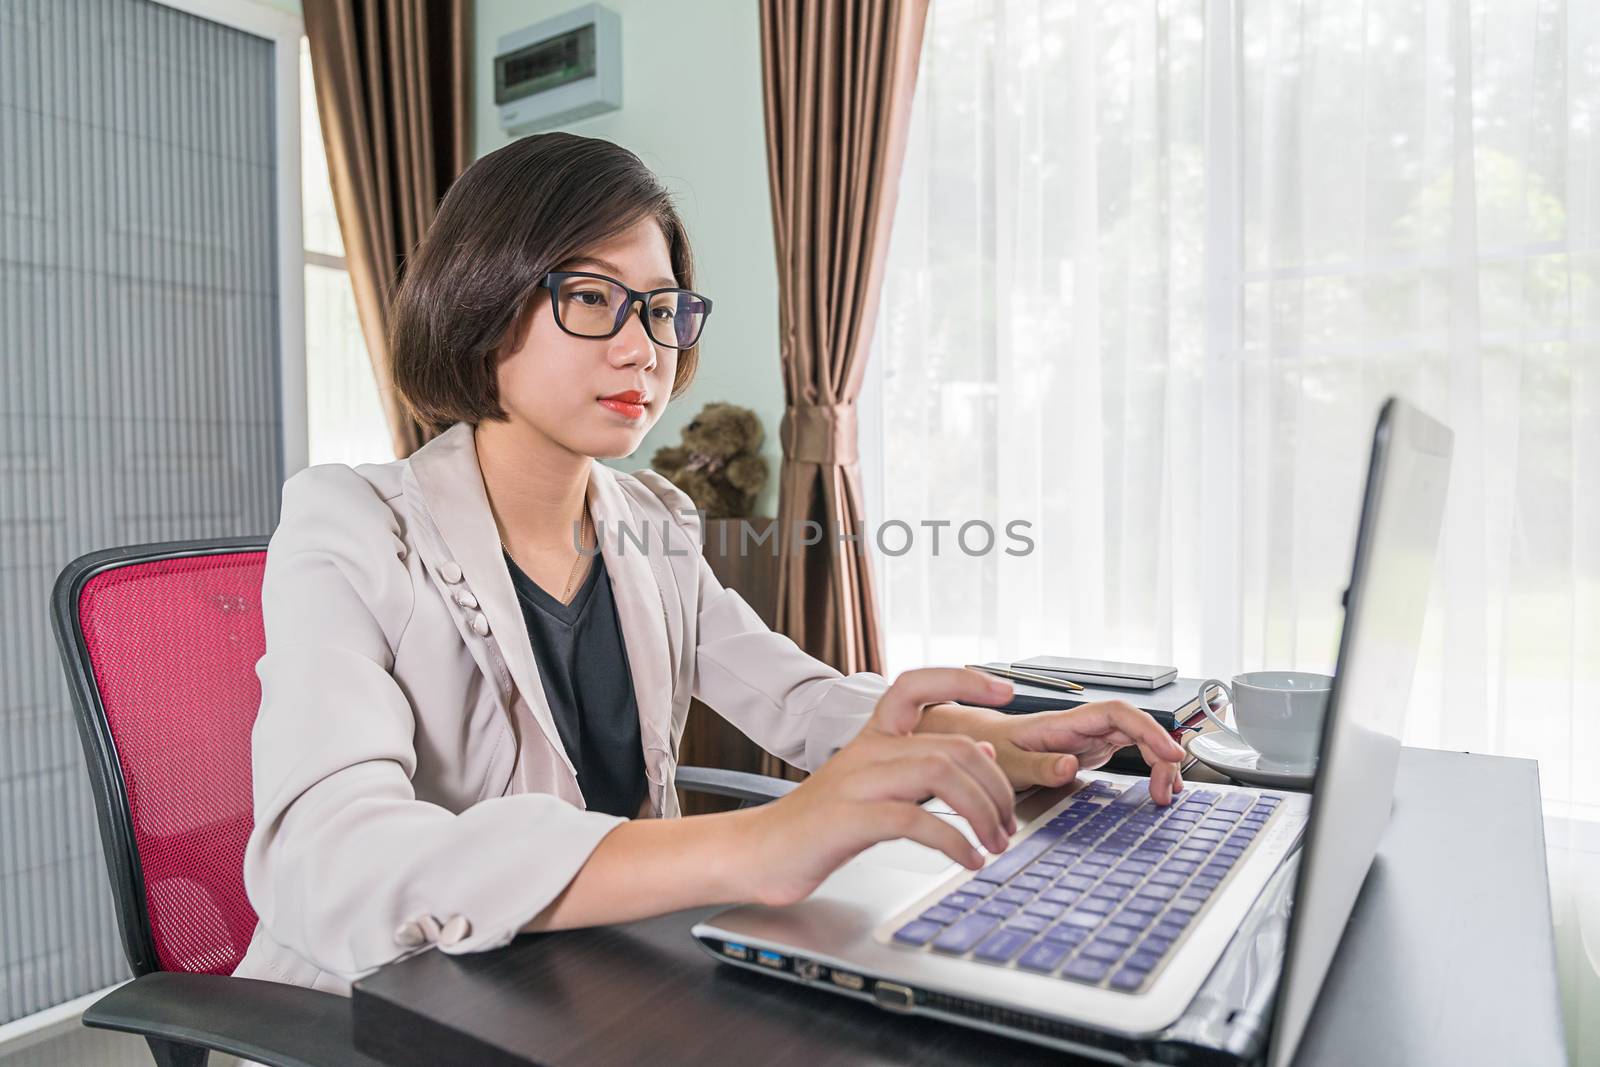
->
[[1196, 671, 1332, 770]]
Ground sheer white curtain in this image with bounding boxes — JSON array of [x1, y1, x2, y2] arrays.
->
[[861, 0, 1598, 1052]]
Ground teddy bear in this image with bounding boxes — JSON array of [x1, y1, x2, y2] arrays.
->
[[650, 402, 769, 520]]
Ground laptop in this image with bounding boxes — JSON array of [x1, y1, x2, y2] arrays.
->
[[693, 397, 1453, 1066]]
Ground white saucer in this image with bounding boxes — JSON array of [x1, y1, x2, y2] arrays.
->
[[1187, 731, 1315, 790]]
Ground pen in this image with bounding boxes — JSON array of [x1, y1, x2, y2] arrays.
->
[[964, 663, 1087, 693]]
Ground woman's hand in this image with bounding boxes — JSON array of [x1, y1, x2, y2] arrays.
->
[[736, 667, 1020, 908], [919, 699, 1187, 803]]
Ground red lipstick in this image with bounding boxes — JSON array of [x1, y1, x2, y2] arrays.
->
[[598, 389, 648, 420]]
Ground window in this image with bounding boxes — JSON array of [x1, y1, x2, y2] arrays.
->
[[300, 37, 394, 467], [862, 0, 1599, 814]]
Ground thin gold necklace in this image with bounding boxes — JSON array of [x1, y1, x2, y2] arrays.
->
[[502, 505, 592, 604]]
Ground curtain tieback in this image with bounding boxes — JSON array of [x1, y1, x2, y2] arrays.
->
[[780, 404, 859, 466]]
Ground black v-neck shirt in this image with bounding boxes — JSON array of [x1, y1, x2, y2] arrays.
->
[[504, 550, 648, 819]]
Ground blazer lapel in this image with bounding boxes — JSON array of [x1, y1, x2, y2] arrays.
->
[[587, 462, 677, 800], [403, 423, 679, 813], [403, 422, 574, 779]]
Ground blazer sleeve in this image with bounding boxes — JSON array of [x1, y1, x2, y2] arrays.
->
[[242, 464, 628, 984], [631, 469, 890, 771]]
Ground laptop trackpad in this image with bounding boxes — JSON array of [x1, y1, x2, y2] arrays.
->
[[853, 812, 974, 874]]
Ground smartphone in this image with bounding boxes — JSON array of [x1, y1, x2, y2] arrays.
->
[[1010, 656, 1179, 690]]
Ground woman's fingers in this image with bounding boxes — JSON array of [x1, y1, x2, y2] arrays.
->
[[869, 803, 986, 870], [1076, 702, 1185, 769], [915, 733, 1018, 833], [860, 748, 1011, 853], [867, 667, 1013, 737], [1150, 758, 1186, 804]]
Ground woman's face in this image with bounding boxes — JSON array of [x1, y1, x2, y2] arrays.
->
[[496, 215, 681, 460]]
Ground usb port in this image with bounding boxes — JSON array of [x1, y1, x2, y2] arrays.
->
[[874, 981, 915, 1011], [755, 950, 785, 970], [793, 958, 822, 981], [721, 942, 750, 961], [830, 970, 865, 991]]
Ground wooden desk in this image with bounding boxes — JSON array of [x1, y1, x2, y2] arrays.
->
[[351, 749, 1566, 1067]]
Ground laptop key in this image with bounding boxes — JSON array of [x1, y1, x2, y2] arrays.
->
[[1111, 780, 1151, 809], [1109, 967, 1147, 991], [1060, 908, 1105, 928], [1216, 793, 1253, 811], [1140, 934, 1173, 956], [1011, 874, 1049, 892], [892, 919, 944, 945], [1018, 938, 1074, 973], [1109, 908, 1155, 930], [1009, 914, 1051, 933], [1042, 922, 1091, 944], [932, 913, 1001, 953], [1153, 920, 1186, 940], [995, 887, 1032, 904], [1062, 956, 1112, 984], [1080, 939, 1126, 963], [1125, 949, 1161, 972], [1099, 924, 1137, 946], [974, 927, 1034, 963], [978, 901, 1017, 919], [920, 906, 962, 924], [941, 892, 983, 910], [973, 834, 1056, 883]]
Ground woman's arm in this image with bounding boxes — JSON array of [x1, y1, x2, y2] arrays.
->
[[523, 667, 1023, 931], [518, 807, 762, 930]]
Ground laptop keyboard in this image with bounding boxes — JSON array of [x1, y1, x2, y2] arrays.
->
[[890, 781, 1281, 993]]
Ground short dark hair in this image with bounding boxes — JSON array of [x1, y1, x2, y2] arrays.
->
[[389, 133, 699, 433]]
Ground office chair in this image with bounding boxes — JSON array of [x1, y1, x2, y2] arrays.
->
[[51, 537, 792, 1067]]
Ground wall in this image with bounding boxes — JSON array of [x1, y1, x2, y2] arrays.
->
[[475, 0, 783, 517]]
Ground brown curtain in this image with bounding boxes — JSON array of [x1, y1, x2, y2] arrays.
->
[[304, 0, 472, 459], [759, 0, 930, 685]]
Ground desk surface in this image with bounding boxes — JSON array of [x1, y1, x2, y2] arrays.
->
[[352, 748, 1566, 1067]]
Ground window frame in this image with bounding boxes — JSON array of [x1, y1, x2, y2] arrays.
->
[[150, 0, 308, 477]]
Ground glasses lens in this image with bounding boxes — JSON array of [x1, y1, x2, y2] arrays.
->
[[646, 289, 708, 348], [553, 275, 708, 347], [554, 275, 630, 337]]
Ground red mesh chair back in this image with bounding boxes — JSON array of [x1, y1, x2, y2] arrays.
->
[[52, 539, 270, 977]]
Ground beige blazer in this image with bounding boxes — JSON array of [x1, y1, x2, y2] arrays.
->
[[230, 421, 888, 994]]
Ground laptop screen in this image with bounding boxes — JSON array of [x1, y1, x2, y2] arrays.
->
[[1267, 398, 1454, 1067]]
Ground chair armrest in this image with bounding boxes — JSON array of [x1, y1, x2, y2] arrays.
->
[[675, 765, 797, 805], [83, 972, 387, 1067]]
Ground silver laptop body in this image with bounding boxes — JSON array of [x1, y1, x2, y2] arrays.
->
[[694, 398, 1452, 1067]]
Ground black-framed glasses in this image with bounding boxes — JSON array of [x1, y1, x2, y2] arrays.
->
[[539, 271, 713, 350]]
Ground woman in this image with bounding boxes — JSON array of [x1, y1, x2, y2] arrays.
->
[[231, 132, 1185, 994]]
